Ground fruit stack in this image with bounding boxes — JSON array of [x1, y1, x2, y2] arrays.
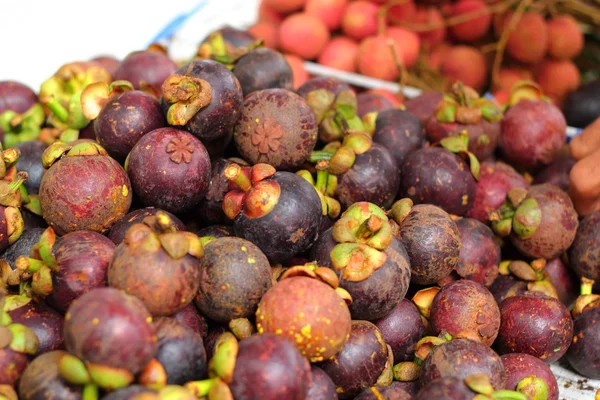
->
[[0, 17, 599, 400]]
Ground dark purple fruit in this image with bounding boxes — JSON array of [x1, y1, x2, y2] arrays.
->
[[404, 91, 444, 124], [455, 218, 501, 286], [354, 383, 411, 400], [568, 211, 600, 290], [64, 287, 157, 375], [357, 92, 395, 118], [534, 157, 576, 192], [496, 292, 573, 363], [107, 207, 185, 245], [195, 236, 272, 323], [319, 321, 389, 399], [374, 299, 425, 362], [0, 81, 38, 115], [90, 55, 120, 78], [8, 302, 64, 353], [421, 338, 507, 390], [230, 333, 311, 400], [162, 60, 243, 142], [94, 90, 165, 161], [501, 353, 559, 400], [296, 77, 351, 100], [0, 347, 28, 386], [307, 366, 338, 400], [102, 385, 157, 400], [430, 280, 501, 346], [0, 227, 44, 267], [391, 380, 420, 397], [195, 224, 234, 239], [545, 257, 578, 306], [371, 109, 425, 168], [196, 158, 235, 226], [15, 141, 47, 195], [113, 51, 178, 92], [204, 26, 255, 48], [567, 307, 600, 378], [18, 351, 82, 400], [398, 204, 461, 285], [21, 209, 47, 231], [126, 127, 211, 214], [152, 317, 207, 384], [39, 141, 132, 235], [400, 147, 477, 216], [233, 48, 293, 95], [233, 88, 317, 170], [489, 274, 528, 305], [172, 303, 208, 339], [414, 377, 477, 400]]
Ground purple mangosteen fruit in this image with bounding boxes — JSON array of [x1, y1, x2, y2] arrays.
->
[[374, 298, 424, 363], [0, 227, 44, 268], [404, 91, 444, 124], [357, 92, 395, 118], [296, 77, 352, 100], [8, 302, 64, 353], [372, 108, 425, 168], [354, 383, 412, 400], [14, 141, 46, 195], [455, 217, 501, 286], [194, 224, 234, 239], [534, 156, 576, 192], [90, 55, 120, 78], [102, 385, 157, 400], [307, 366, 338, 400], [113, 50, 178, 93], [489, 274, 528, 305], [544, 257, 579, 306], [196, 158, 236, 226], [568, 211, 600, 290], [0, 81, 38, 115], [232, 48, 294, 95], [18, 351, 82, 400], [171, 303, 208, 339], [501, 353, 558, 400], [107, 207, 184, 245], [567, 306, 600, 379], [201, 26, 255, 49]]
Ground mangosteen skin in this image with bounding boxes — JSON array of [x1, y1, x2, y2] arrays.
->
[[171, 303, 208, 339], [102, 385, 157, 400], [233, 88, 318, 171], [22, 209, 48, 231], [335, 143, 400, 210], [400, 147, 477, 216], [398, 204, 461, 285], [195, 237, 272, 323], [374, 298, 425, 362], [567, 307, 600, 379], [196, 158, 234, 226], [307, 366, 339, 400], [0, 81, 38, 114], [391, 380, 421, 397], [0, 347, 28, 386], [39, 150, 132, 236], [113, 50, 178, 92], [372, 109, 425, 168], [510, 184, 578, 260], [233, 172, 322, 263], [204, 325, 228, 361], [414, 377, 476, 400], [568, 211, 600, 290], [430, 280, 501, 346], [488, 275, 527, 305], [8, 302, 64, 353], [206, 26, 255, 48], [319, 321, 389, 399], [357, 92, 395, 118], [421, 338, 507, 390], [545, 257, 578, 306], [45, 230, 116, 314], [15, 141, 47, 194], [311, 230, 411, 321], [0, 227, 44, 267], [107, 207, 185, 245], [296, 77, 351, 100], [455, 218, 501, 286], [195, 224, 234, 239], [152, 317, 207, 384], [501, 353, 559, 400], [18, 350, 82, 400], [563, 79, 600, 128], [233, 48, 294, 95], [534, 157, 576, 192], [230, 333, 311, 400], [496, 292, 573, 363], [354, 384, 412, 400], [500, 99, 566, 170], [167, 59, 243, 142], [63, 287, 157, 375], [404, 91, 445, 124], [426, 117, 501, 161], [126, 127, 211, 214], [94, 90, 165, 161], [91, 55, 120, 78]]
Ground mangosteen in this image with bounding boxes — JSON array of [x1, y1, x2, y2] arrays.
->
[[310, 202, 411, 321], [399, 136, 479, 216], [108, 212, 202, 317], [18, 351, 82, 400], [195, 236, 272, 323], [354, 383, 412, 400], [490, 184, 578, 260], [455, 218, 501, 286], [113, 50, 178, 93], [544, 257, 579, 306], [222, 163, 322, 263], [232, 48, 293, 95], [489, 274, 528, 305], [568, 211, 600, 290], [404, 91, 444, 124], [8, 301, 64, 353], [256, 263, 352, 362], [233, 88, 317, 170], [567, 306, 600, 379], [296, 77, 352, 100], [296, 162, 342, 234], [502, 353, 558, 400], [0, 81, 38, 115], [426, 83, 503, 161], [171, 303, 208, 339], [201, 26, 255, 49], [14, 141, 46, 195], [307, 366, 338, 400], [357, 92, 395, 118], [194, 225, 234, 239], [563, 79, 600, 128], [0, 168, 28, 253], [374, 298, 425, 362], [196, 158, 235, 226], [126, 127, 211, 214], [161, 59, 243, 142], [496, 292, 573, 363], [372, 108, 425, 168], [39, 141, 132, 235], [414, 377, 475, 400], [0, 227, 44, 267], [108, 207, 185, 245], [534, 157, 576, 192], [319, 321, 389, 399]]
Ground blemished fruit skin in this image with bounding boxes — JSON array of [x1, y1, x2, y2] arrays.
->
[[568, 211, 600, 290], [501, 353, 559, 400], [18, 351, 83, 400]]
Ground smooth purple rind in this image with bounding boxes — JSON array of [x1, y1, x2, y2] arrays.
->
[[357, 92, 395, 118], [414, 376, 476, 400], [233, 48, 294, 96], [0, 80, 38, 115], [568, 211, 600, 290], [18, 350, 83, 400], [108, 207, 185, 245], [15, 141, 47, 195], [374, 298, 425, 362], [8, 302, 65, 353], [455, 218, 501, 286], [296, 77, 352, 100], [113, 51, 178, 92], [307, 366, 339, 400], [567, 307, 600, 379], [501, 353, 559, 400], [372, 108, 425, 168]]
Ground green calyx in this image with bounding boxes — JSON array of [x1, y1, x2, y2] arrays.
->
[[208, 332, 239, 384], [309, 89, 365, 143], [512, 198, 542, 240], [0, 146, 20, 180], [309, 133, 373, 176], [161, 74, 213, 126], [197, 32, 263, 70], [414, 334, 451, 363], [0, 294, 39, 356], [139, 358, 168, 391], [506, 81, 545, 108], [58, 353, 133, 391], [228, 318, 254, 341], [80, 80, 135, 121], [296, 161, 341, 219], [502, 259, 559, 299], [0, 171, 28, 208], [0, 103, 45, 147], [572, 278, 600, 317], [435, 82, 503, 125], [389, 198, 413, 225], [158, 385, 198, 400], [437, 133, 480, 180], [466, 374, 527, 400], [515, 375, 549, 400], [490, 188, 541, 240], [186, 378, 233, 400], [41, 140, 108, 169]]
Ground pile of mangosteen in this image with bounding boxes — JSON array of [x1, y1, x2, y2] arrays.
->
[[0, 25, 598, 400]]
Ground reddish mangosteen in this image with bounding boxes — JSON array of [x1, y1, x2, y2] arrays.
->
[[404, 91, 445, 124], [171, 303, 209, 339], [430, 280, 501, 346], [319, 321, 389, 399], [455, 217, 501, 286], [354, 383, 412, 400], [568, 211, 600, 290], [374, 298, 425, 362], [256, 263, 352, 362], [421, 338, 507, 390], [502, 353, 558, 400], [8, 301, 64, 353], [489, 274, 528, 305], [113, 50, 178, 93], [222, 163, 322, 262], [544, 257, 579, 306], [195, 236, 272, 323], [534, 157, 576, 192], [0, 81, 38, 115], [39, 140, 132, 235], [426, 83, 503, 160], [371, 109, 425, 168], [233, 88, 318, 170], [357, 92, 395, 118], [196, 158, 236, 226], [490, 184, 578, 260], [232, 48, 294, 95], [400, 136, 479, 216], [108, 212, 202, 317], [466, 161, 529, 224], [14, 141, 46, 195], [107, 207, 184, 245], [496, 292, 573, 363], [307, 366, 339, 400], [126, 127, 211, 214], [18, 351, 83, 400], [311, 202, 411, 320], [161, 59, 243, 142], [296, 77, 352, 100]]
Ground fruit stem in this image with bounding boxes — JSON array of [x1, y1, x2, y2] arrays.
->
[[315, 161, 329, 194], [15, 257, 44, 274], [8, 172, 27, 193], [309, 150, 334, 162], [582, 277, 595, 296], [42, 96, 69, 123], [186, 378, 218, 397], [82, 384, 99, 400], [224, 164, 252, 192], [355, 215, 383, 240]]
